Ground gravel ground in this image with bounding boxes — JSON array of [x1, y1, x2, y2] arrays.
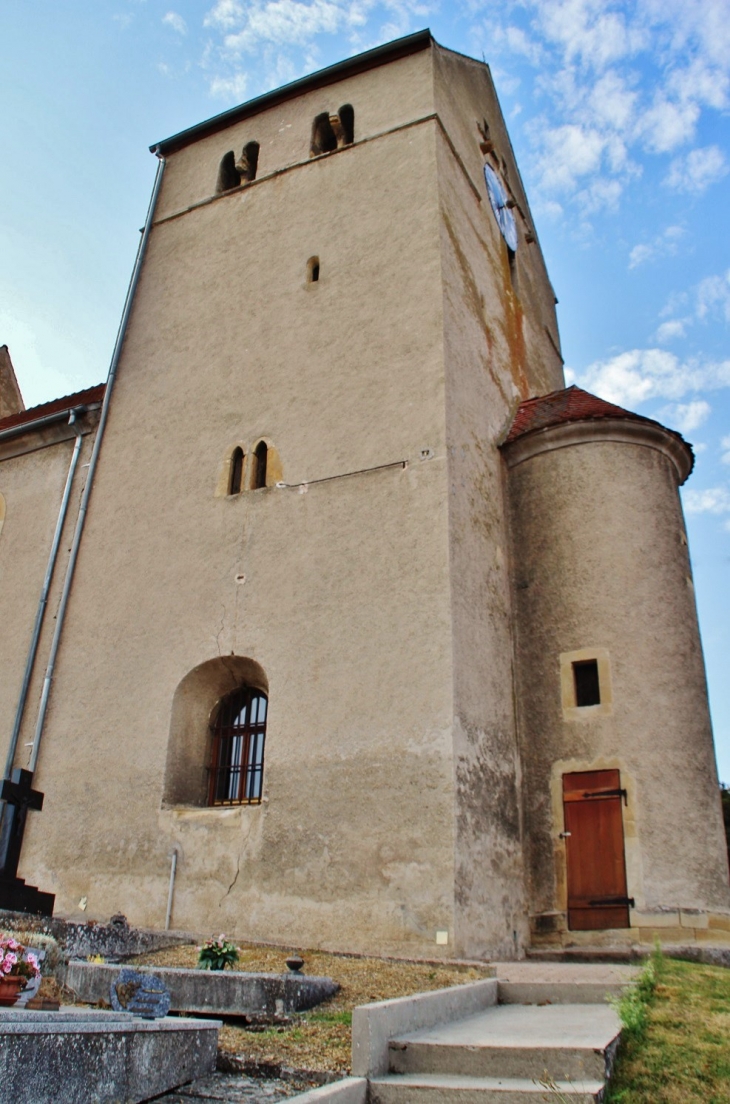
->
[[133, 942, 493, 1074], [154, 1071, 310, 1103]]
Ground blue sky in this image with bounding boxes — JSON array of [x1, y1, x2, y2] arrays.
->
[[2, 1, 729, 777]]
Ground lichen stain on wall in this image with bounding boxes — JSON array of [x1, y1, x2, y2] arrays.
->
[[440, 210, 514, 412], [496, 242, 529, 401]]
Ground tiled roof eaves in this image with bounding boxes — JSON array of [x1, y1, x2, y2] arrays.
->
[[500, 385, 694, 481], [502, 385, 688, 450], [0, 384, 106, 434]]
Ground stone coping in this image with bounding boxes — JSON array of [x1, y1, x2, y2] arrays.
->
[[0, 1007, 221, 1104], [0, 1008, 222, 1033]]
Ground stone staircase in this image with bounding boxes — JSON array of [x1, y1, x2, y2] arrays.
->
[[297, 963, 634, 1104], [369, 999, 620, 1102]]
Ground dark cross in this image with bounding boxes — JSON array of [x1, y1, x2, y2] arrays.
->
[[0, 768, 44, 881], [0, 767, 54, 914]]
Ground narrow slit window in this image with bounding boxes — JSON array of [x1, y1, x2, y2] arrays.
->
[[229, 448, 244, 495], [216, 151, 240, 193], [236, 141, 259, 182], [308, 256, 320, 283], [573, 659, 601, 707], [253, 441, 268, 489]]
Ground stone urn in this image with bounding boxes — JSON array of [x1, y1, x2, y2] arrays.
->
[[0, 976, 25, 1006]]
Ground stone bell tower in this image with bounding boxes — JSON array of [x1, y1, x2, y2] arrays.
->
[[2, 30, 726, 957]]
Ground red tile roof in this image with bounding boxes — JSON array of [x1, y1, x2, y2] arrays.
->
[[0, 384, 105, 434], [503, 384, 683, 446]]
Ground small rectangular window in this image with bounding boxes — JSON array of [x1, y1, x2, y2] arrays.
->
[[573, 659, 600, 707]]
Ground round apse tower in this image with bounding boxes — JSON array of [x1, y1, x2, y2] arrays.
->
[[501, 386, 730, 948]]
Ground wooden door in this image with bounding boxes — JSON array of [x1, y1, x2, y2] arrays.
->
[[563, 770, 632, 930]]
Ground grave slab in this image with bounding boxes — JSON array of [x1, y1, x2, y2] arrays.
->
[[0, 1007, 220, 1104], [67, 961, 339, 1017]]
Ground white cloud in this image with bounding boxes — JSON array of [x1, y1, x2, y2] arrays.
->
[[205, 0, 245, 29], [215, 0, 365, 55], [637, 97, 700, 153], [208, 71, 249, 99], [571, 347, 730, 406], [629, 224, 684, 269], [696, 270, 730, 322], [683, 486, 730, 515], [536, 0, 644, 71], [654, 319, 687, 342], [658, 399, 711, 434], [162, 11, 187, 35], [577, 175, 623, 213], [656, 268, 730, 338], [665, 145, 728, 193], [474, 0, 730, 213], [535, 124, 606, 191]]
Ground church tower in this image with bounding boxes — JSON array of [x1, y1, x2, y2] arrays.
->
[[1, 31, 726, 958]]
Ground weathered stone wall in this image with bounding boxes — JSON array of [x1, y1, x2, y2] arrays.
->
[[505, 426, 730, 940], [17, 47, 458, 955], [432, 46, 563, 958]]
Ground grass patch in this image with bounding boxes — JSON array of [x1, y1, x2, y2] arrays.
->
[[606, 952, 730, 1103]]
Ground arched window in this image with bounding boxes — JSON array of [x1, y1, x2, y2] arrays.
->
[[236, 141, 260, 182], [311, 113, 338, 156], [307, 256, 320, 283], [310, 108, 355, 156], [216, 151, 240, 193], [208, 686, 268, 805], [229, 447, 244, 495], [252, 440, 268, 489]]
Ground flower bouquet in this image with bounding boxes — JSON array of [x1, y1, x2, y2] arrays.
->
[[0, 935, 41, 1005], [197, 934, 239, 971]]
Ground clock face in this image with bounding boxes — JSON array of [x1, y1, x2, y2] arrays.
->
[[484, 164, 518, 252]]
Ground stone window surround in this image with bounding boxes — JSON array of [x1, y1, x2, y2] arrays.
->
[[560, 646, 613, 720]]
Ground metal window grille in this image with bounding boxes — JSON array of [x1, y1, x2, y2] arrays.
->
[[208, 687, 267, 805]]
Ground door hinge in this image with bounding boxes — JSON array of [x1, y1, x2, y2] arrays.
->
[[582, 787, 628, 805], [588, 896, 635, 908]]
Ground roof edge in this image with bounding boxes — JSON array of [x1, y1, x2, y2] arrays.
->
[[502, 417, 694, 485], [0, 384, 106, 436], [152, 29, 433, 156]]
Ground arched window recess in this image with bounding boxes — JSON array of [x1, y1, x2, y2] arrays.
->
[[216, 140, 260, 194], [252, 440, 268, 489], [229, 447, 244, 495], [310, 105, 354, 156], [236, 141, 260, 183]]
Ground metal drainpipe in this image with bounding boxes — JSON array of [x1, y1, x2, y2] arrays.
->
[[3, 411, 85, 783], [165, 849, 179, 930], [27, 153, 167, 774]]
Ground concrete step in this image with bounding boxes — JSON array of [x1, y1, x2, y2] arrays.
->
[[370, 1073, 605, 1103], [388, 1004, 620, 1083], [497, 980, 626, 1005], [492, 962, 638, 1008], [525, 948, 645, 965]]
